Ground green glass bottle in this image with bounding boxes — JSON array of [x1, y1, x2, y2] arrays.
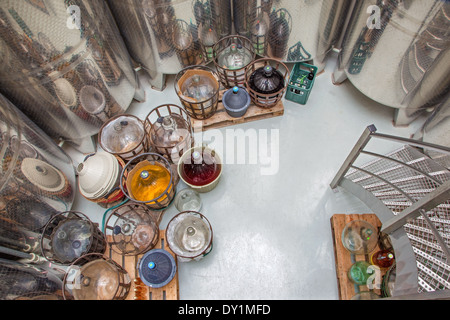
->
[[348, 261, 373, 285]]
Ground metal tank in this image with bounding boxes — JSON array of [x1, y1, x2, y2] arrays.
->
[[232, 0, 354, 72], [333, 0, 450, 126], [0, 0, 138, 152], [0, 93, 75, 258], [413, 92, 450, 163], [422, 95, 450, 149], [107, 0, 232, 91], [0, 259, 66, 300]]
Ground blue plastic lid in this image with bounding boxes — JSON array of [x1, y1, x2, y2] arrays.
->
[[232, 86, 239, 94], [138, 249, 176, 288]]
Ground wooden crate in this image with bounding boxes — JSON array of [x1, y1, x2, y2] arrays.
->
[[106, 229, 179, 300], [330, 213, 386, 300], [191, 89, 284, 132]]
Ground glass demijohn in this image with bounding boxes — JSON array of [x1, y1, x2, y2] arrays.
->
[[347, 261, 373, 285], [175, 66, 220, 120], [40, 211, 106, 265], [166, 211, 213, 262], [99, 115, 147, 160], [179, 150, 221, 187], [128, 163, 171, 202], [370, 249, 395, 269], [174, 188, 202, 212], [341, 220, 379, 255], [104, 203, 159, 256], [63, 254, 131, 300], [120, 153, 175, 209], [144, 104, 194, 164], [213, 35, 256, 88], [217, 43, 252, 71]]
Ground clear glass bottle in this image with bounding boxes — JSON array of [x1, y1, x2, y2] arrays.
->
[[150, 115, 190, 149], [341, 220, 379, 255], [166, 211, 213, 261], [42, 211, 106, 265], [51, 218, 93, 264], [201, 26, 218, 60], [173, 21, 193, 52], [182, 223, 206, 253], [181, 73, 216, 103], [105, 203, 159, 256], [100, 115, 145, 156], [251, 17, 268, 55], [174, 188, 202, 212], [217, 43, 253, 70], [69, 257, 130, 300]]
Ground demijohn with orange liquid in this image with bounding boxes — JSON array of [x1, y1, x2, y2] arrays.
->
[[121, 153, 176, 209]]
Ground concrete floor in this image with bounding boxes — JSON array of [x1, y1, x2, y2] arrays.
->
[[67, 54, 426, 300]]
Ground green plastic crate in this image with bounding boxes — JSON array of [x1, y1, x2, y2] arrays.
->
[[285, 62, 318, 105]]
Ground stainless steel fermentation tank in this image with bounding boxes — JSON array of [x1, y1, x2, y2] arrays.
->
[[413, 92, 450, 161], [232, 0, 354, 71], [107, 0, 232, 91], [108, 0, 351, 90], [0, 93, 75, 259], [0, 0, 139, 152], [333, 0, 450, 126]]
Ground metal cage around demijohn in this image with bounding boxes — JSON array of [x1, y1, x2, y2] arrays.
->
[[144, 104, 194, 164], [62, 253, 131, 300], [104, 203, 160, 256], [244, 58, 289, 108], [165, 211, 213, 262], [98, 114, 149, 161], [172, 19, 203, 68], [40, 211, 106, 266], [213, 35, 256, 88], [174, 65, 220, 120], [119, 153, 177, 210]]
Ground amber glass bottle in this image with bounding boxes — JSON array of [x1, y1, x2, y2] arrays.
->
[[370, 250, 395, 269], [129, 162, 171, 202]]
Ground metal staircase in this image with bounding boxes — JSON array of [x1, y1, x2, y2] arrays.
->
[[331, 125, 450, 299]]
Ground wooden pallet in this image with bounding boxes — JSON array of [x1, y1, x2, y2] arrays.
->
[[330, 213, 386, 300], [191, 89, 284, 132], [106, 229, 179, 300]]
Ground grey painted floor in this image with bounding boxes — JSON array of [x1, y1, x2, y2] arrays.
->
[[67, 54, 426, 300]]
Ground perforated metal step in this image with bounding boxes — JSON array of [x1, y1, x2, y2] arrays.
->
[[331, 126, 450, 297]]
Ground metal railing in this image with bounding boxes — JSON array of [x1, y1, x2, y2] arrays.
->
[[330, 124, 450, 299]]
